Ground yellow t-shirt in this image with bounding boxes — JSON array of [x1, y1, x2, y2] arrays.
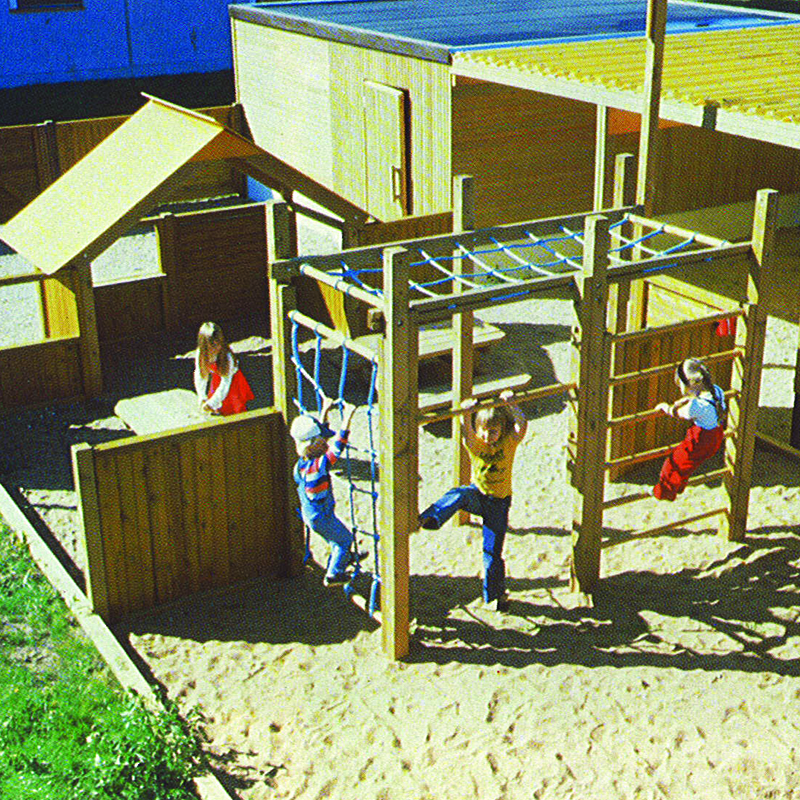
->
[[467, 433, 520, 498]]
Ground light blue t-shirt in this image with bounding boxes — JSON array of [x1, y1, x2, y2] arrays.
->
[[686, 385, 726, 430]]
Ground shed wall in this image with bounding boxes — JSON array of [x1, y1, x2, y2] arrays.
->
[[232, 19, 451, 220], [452, 79, 596, 226]]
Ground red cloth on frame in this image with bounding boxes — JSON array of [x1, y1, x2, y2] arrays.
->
[[208, 362, 255, 416], [653, 424, 724, 501]]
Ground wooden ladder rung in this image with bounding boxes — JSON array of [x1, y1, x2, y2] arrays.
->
[[418, 373, 532, 417], [602, 466, 730, 509], [601, 506, 728, 549]]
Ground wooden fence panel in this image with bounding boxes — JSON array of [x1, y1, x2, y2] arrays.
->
[[0, 336, 83, 410], [0, 124, 41, 222], [608, 278, 737, 478], [94, 275, 166, 342], [159, 202, 268, 329], [77, 409, 289, 620]]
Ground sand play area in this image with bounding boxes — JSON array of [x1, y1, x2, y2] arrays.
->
[[2, 225, 800, 799]]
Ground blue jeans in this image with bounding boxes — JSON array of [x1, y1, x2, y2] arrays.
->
[[420, 485, 511, 602], [304, 497, 354, 577]]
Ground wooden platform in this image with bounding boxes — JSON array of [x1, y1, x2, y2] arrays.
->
[[114, 388, 210, 435], [355, 316, 505, 361]]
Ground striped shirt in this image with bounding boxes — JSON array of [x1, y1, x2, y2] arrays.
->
[[294, 430, 349, 519]]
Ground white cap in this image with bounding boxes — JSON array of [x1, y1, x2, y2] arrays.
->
[[290, 415, 323, 442]]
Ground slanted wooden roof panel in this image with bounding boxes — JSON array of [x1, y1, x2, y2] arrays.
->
[[453, 24, 800, 147], [0, 99, 227, 275]]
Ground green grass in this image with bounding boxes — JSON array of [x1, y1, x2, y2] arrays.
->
[[0, 520, 206, 800]]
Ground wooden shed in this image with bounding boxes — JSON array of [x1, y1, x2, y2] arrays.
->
[[229, 0, 800, 227]]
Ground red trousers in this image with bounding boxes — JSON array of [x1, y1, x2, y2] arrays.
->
[[653, 424, 724, 501]]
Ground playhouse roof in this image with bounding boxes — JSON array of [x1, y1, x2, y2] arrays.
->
[[0, 96, 369, 276], [453, 22, 800, 148], [230, 0, 793, 63]]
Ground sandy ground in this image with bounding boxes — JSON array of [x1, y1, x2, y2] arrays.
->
[[2, 219, 800, 799]]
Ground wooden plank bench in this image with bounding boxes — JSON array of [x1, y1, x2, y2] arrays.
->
[[114, 388, 209, 435]]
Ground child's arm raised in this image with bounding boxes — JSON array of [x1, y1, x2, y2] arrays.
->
[[500, 389, 528, 442], [460, 397, 480, 450]]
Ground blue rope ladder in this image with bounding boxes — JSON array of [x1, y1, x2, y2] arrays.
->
[[290, 318, 382, 616]]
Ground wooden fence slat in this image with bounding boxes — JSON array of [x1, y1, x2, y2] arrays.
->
[[93, 453, 128, 618], [178, 439, 202, 593], [192, 436, 215, 592], [222, 426, 245, 580], [114, 450, 146, 613], [144, 444, 178, 605], [206, 432, 231, 588], [130, 449, 157, 609]]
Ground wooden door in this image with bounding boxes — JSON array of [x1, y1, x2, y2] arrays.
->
[[363, 81, 409, 221]]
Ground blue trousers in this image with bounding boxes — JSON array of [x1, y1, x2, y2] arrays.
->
[[420, 485, 511, 602], [303, 498, 354, 578]]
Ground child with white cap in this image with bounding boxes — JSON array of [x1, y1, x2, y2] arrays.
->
[[290, 398, 357, 586]]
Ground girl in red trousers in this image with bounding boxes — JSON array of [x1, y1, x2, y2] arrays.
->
[[193, 321, 254, 416], [653, 357, 726, 501]]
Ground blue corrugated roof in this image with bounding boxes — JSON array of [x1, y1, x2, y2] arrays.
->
[[232, 0, 797, 53]]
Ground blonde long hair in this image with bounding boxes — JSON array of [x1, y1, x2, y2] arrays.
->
[[197, 321, 234, 379], [676, 357, 725, 422]]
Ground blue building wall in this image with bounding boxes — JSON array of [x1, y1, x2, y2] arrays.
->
[[0, 0, 247, 89]]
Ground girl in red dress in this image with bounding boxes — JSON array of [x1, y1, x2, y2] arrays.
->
[[193, 321, 254, 416]]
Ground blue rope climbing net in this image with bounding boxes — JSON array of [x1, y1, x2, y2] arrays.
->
[[322, 216, 711, 303], [290, 316, 382, 616]]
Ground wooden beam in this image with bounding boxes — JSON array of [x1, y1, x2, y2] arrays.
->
[[73, 258, 103, 397], [571, 215, 611, 595], [636, 0, 668, 213], [793, 322, 800, 449], [452, 175, 475, 526], [594, 106, 609, 211], [379, 246, 418, 660], [266, 201, 304, 578], [720, 189, 777, 542]]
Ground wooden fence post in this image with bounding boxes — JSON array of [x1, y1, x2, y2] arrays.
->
[[266, 201, 304, 577], [593, 106, 609, 211], [32, 120, 61, 190], [452, 174, 475, 525], [74, 257, 103, 397], [720, 188, 777, 542], [571, 215, 611, 595], [380, 245, 418, 660], [71, 443, 110, 619], [155, 212, 180, 331]]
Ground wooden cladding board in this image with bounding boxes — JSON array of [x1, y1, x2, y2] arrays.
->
[[609, 279, 736, 479], [604, 125, 800, 216], [0, 105, 244, 224], [0, 337, 83, 409], [160, 203, 268, 329], [233, 20, 451, 220], [41, 269, 79, 339], [452, 80, 596, 227], [94, 276, 166, 343], [85, 410, 288, 619]]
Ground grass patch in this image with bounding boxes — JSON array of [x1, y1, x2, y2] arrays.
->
[[0, 520, 206, 800]]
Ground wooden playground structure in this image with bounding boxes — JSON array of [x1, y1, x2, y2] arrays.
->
[[267, 166, 776, 659]]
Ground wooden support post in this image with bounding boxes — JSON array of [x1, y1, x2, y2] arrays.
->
[[720, 189, 777, 542], [379, 246, 418, 660], [266, 201, 304, 577], [155, 212, 179, 331], [71, 443, 110, 619], [792, 325, 800, 449], [629, 0, 667, 332], [32, 119, 61, 190], [571, 215, 611, 595], [452, 175, 475, 525], [593, 106, 609, 211], [74, 257, 103, 397], [609, 152, 636, 335]]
